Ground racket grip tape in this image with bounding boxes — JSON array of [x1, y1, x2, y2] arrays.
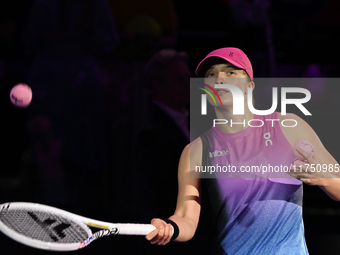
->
[[116, 224, 156, 235]]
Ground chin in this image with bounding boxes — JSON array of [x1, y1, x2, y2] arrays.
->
[[215, 103, 232, 112]]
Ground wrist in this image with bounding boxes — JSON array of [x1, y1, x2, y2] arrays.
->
[[162, 218, 179, 241], [318, 177, 335, 188]]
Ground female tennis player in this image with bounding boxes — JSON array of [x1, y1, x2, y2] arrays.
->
[[145, 47, 340, 254]]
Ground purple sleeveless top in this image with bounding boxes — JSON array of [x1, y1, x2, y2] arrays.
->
[[200, 112, 308, 255]]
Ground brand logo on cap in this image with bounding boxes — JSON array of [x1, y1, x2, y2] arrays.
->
[[229, 52, 233, 57]]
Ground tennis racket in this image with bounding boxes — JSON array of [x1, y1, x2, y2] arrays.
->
[[0, 202, 156, 251]]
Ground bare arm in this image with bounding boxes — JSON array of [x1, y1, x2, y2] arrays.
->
[[146, 138, 203, 244], [279, 113, 340, 201]]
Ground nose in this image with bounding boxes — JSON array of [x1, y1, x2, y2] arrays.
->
[[216, 72, 226, 84]]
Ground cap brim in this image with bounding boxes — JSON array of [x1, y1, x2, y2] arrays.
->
[[196, 56, 247, 77]]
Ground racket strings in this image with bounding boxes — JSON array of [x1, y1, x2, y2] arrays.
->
[[0, 209, 89, 243]]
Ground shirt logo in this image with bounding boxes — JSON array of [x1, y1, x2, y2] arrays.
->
[[264, 132, 273, 146], [209, 149, 229, 158]]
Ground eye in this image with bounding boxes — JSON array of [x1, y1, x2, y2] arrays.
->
[[205, 72, 215, 78], [227, 71, 235, 75]]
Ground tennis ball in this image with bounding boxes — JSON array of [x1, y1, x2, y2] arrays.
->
[[10, 83, 32, 108], [293, 140, 313, 160], [293, 158, 308, 166]]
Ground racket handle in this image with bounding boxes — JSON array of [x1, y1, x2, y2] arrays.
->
[[116, 224, 156, 235]]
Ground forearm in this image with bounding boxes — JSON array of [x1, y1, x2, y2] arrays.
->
[[146, 141, 202, 245], [319, 178, 340, 201]]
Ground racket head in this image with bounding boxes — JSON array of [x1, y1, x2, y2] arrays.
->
[[0, 202, 92, 251]]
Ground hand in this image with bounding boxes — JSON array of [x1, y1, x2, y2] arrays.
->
[[145, 218, 174, 245], [289, 147, 336, 186]]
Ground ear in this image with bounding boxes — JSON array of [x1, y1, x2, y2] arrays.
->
[[249, 81, 255, 90]]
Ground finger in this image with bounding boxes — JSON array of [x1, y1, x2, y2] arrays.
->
[[293, 159, 308, 166], [288, 168, 312, 180], [147, 219, 165, 244], [159, 223, 169, 244], [158, 224, 172, 245], [300, 178, 312, 184], [151, 218, 164, 226], [151, 221, 166, 245], [163, 224, 174, 244], [145, 228, 159, 241], [289, 165, 306, 173], [295, 172, 314, 179], [290, 160, 309, 174], [288, 167, 305, 176], [296, 148, 313, 162]]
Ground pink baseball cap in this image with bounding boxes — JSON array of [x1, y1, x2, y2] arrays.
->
[[195, 47, 253, 79]]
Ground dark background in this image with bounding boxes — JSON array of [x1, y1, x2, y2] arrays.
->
[[1, 0, 340, 254]]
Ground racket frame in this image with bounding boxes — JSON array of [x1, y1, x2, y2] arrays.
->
[[0, 202, 155, 251]]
